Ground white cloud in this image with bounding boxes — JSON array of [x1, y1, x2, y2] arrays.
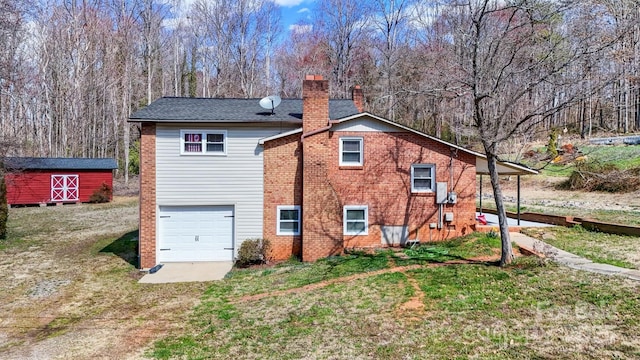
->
[[297, 7, 310, 14], [272, 0, 305, 7], [289, 24, 312, 33]]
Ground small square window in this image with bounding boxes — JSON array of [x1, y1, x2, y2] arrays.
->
[[340, 137, 363, 166], [344, 205, 368, 235], [277, 206, 301, 235], [183, 133, 203, 153], [411, 164, 435, 192]]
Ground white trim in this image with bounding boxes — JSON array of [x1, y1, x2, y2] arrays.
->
[[411, 164, 435, 193], [344, 205, 368, 236], [258, 128, 302, 145], [339, 137, 363, 166], [180, 129, 227, 155], [276, 205, 301, 235]]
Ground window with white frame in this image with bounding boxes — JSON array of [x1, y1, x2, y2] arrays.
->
[[180, 130, 227, 155], [277, 206, 301, 235], [411, 164, 435, 192], [344, 205, 368, 235], [339, 137, 363, 166]]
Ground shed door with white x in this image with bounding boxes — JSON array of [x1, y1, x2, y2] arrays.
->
[[51, 175, 79, 202]]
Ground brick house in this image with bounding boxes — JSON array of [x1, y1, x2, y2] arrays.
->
[[130, 75, 490, 269]]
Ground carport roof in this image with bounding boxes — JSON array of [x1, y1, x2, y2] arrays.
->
[[475, 158, 538, 176]]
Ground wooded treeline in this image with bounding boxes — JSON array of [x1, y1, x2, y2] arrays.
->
[[1, 0, 639, 178]]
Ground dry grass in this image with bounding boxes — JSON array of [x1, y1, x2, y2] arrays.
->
[[0, 197, 208, 359]]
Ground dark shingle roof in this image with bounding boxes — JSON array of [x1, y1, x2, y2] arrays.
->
[[4, 157, 118, 170], [128, 97, 359, 123]]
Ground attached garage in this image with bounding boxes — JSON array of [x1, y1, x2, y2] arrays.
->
[[158, 205, 235, 262]]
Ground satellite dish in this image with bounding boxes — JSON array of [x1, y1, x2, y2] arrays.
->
[[259, 95, 281, 115]]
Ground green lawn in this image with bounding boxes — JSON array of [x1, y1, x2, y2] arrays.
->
[[150, 235, 640, 359], [522, 226, 640, 269]]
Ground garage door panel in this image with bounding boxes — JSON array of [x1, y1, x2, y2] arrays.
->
[[159, 206, 234, 262]]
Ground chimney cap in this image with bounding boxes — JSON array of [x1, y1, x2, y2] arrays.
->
[[305, 75, 324, 81]]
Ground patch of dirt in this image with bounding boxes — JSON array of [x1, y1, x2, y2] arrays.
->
[[0, 197, 208, 359], [484, 176, 640, 212], [398, 276, 426, 313]]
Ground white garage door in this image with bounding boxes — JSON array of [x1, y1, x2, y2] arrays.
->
[[159, 206, 234, 262]]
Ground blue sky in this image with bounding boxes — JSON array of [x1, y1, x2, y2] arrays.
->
[[169, 0, 315, 34], [276, 0, 314, 31]]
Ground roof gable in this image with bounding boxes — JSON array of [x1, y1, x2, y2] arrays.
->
[[129, 97, 359, 123], [259, 112, 537, 175]]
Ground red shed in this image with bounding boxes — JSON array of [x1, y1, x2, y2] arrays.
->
[[4, 157, 118, 206]]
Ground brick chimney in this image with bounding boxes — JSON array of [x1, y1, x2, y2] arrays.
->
[[352, 85, 364, 113], [302, 75, 329, 133]]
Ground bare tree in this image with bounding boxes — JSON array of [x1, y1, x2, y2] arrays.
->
[[314, 0, 368, 98], [446, 0, 623, 265], [369, 0, 415, 120]]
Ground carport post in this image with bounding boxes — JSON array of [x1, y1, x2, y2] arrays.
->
[[517, 175, 521, 225], [479, 175, 483, 214]]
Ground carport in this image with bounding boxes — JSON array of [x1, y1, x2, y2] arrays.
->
[[475, 158, 539, 226]]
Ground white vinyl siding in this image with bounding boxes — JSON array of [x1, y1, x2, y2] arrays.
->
[[339, 137, 363, 166], [156, 124, 296, 253], [277, 205, 301, 235], [344, 205, 368, 235], [411, 164, 435, 193]]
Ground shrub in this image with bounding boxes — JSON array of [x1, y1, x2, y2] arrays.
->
[[128, 140, 140, 175], [547, 128, 559, 159], [89, 182, 113, 203], [236, 238, 271, 267]]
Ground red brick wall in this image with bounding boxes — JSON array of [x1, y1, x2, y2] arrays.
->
[[302, 131, 345, 261], [301, 129, 476, 259], [302, 75, 329, 134], [263, 133, 303, 260], [139, 123, 157, 269]]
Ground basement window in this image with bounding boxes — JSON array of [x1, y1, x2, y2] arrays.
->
[[277, 206, 301, 235], [339, 137, 363, 166], [180, 130, 227, 155], [344, 205, 368, 235]]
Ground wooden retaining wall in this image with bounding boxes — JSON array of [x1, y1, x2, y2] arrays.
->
[[477, 208, 640, 237]]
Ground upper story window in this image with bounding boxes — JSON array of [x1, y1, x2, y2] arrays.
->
[[277, 205, 301, 235], [180, 130, 227, 155], [339, 137, 363, 166], [411, 164, 435, 193]]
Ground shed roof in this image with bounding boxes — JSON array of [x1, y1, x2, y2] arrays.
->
[[129, 97, 359, 123], [4, 157, 118, 170]]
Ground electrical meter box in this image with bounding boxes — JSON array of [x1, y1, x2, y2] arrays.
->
[[436, 182, 448, 204]]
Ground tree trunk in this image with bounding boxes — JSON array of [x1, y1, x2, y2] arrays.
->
[[485, 152, 514, 266]]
